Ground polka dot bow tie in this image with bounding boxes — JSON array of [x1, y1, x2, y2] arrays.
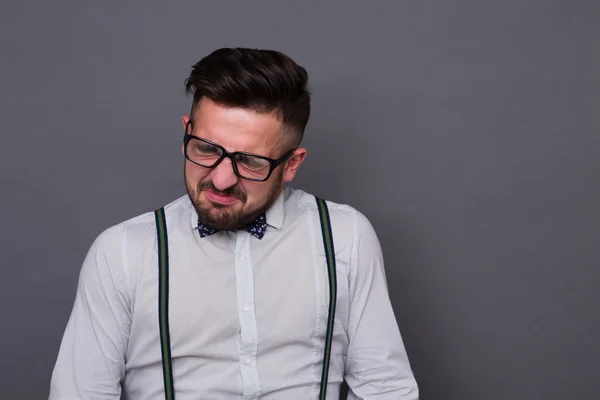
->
[[197, 213, 267, 240]]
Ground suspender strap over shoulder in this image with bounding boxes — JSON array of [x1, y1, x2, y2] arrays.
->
[[154, 196, 337, 400], [315, 196, 338, 400], [155, 208, 175, 400]]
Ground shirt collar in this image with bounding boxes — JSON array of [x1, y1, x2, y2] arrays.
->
[[265, 188, 285, 230]]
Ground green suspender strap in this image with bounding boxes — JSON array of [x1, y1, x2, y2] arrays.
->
[[155, 208, 175, 400], [315, 196, 338, 400], [154, 196, 336, 400]]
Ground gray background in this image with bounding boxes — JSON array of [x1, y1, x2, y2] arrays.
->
[[1, 1, 599, 399]]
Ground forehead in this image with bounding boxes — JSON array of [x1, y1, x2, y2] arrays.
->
[[192, 98, 285, 154]]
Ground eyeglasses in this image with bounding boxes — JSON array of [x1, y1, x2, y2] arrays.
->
[[183, 121, 295, 182]]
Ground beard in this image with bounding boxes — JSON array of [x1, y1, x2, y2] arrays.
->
[[185, 168, 284, 231]]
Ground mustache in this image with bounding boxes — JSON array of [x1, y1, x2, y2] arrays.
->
[[199, 180, 247, 202]]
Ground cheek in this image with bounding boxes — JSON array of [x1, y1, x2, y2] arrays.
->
[[185, 163, 211, 186], [241, 181, 269, 203]]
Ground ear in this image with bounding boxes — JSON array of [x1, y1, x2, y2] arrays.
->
[[182, 115, 191, 131], [283, 148, 307, 182], [181, 116, 191, 155]]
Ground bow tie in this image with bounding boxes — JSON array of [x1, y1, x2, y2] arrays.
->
[[197, 213, 267, 239]]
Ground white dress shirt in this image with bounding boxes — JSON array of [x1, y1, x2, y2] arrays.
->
[[49, 187, 418, 399]]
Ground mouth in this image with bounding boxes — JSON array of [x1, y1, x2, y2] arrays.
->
[[204, 190, 241, 206]]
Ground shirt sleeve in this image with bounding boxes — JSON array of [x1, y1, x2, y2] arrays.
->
[[344, 210, 419, 400], [49, 224, 131, 400]]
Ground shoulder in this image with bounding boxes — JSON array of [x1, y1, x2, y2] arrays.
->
[[88, 195, 192, 259], [286, 187, 379, 248], [78, 195, 192, 291]]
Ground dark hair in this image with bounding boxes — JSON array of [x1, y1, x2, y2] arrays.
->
[[184, 47, 311, 143]]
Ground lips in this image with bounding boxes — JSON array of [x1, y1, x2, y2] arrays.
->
[[204, 190, 240, 205]]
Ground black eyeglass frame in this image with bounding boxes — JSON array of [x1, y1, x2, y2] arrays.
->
[[183, 121, 296, 182]]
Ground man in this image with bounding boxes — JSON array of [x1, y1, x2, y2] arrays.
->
[[49, 47, 419, 399]]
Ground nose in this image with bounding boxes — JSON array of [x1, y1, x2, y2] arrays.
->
[[209, 157, 239, 191]]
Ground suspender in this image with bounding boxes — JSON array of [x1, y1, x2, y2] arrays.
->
[[154, 196, 337, 399], [315, 197, 337, 400], [155, 207, 175, 400]]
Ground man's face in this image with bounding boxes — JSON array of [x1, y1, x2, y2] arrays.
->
[[183, 97, 306, 230]]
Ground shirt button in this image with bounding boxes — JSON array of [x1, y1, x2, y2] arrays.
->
[[244, 359, 252, 365], [243, 303, 250, 312], [240, 255, 247, 262]]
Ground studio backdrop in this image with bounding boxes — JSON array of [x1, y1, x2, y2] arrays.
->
[[1, 1, 599, 399]]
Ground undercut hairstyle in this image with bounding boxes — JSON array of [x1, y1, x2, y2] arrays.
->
[[184, 47, 311, 144]]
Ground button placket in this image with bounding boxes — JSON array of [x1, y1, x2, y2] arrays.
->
[[233, 232, 260, 398]]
